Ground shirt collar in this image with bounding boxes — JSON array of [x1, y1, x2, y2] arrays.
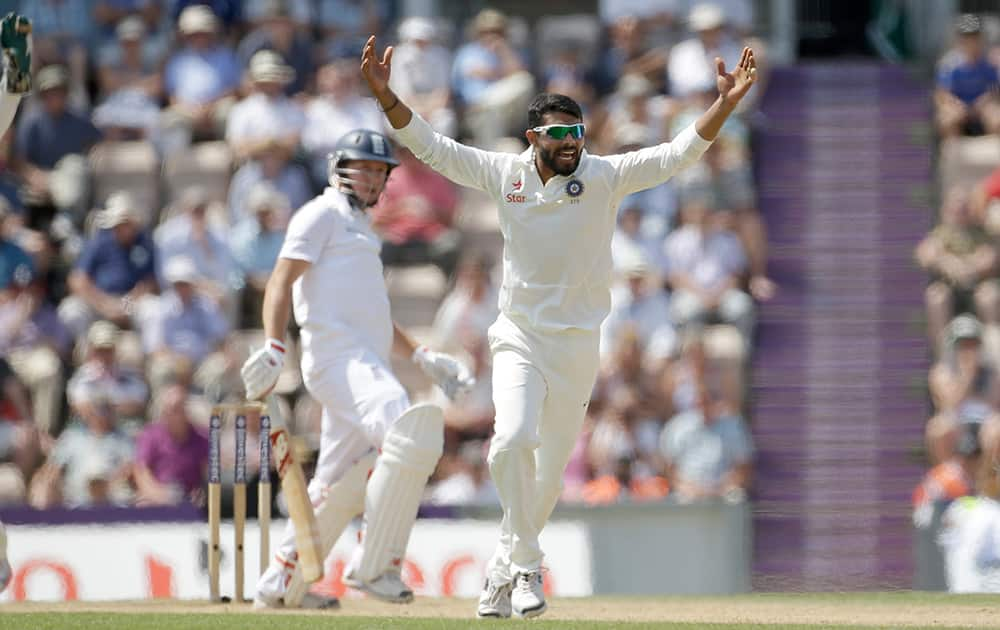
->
[[323, 186, 370, 221]]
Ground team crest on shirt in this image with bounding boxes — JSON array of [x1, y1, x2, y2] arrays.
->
[[566, 179, 584, 198]]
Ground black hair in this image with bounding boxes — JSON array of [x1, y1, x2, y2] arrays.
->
[[527, 93, 583, 128]]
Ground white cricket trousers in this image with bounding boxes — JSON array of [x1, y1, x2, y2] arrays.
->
[[485, 313, 600, 583], [265, 344, 410, 579]]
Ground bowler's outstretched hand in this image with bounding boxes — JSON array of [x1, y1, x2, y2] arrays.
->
[[717, 46, 756, 104], [361, 35, 392, 97]]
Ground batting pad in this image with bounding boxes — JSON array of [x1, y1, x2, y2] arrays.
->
[[282, 450, 376, 607], [353, 403, 444, 582]]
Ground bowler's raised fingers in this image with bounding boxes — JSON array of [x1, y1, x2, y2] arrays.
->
[[738, 46, 750, 70]]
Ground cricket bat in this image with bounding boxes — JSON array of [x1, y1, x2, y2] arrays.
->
[[263, 395, 323, 582]]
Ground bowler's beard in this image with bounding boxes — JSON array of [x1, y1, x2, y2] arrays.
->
[[537, 143, 580, 176]]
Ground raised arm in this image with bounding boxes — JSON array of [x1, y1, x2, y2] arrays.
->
[[361, 35, 413, 130], [696, 47, 757, 142], [611, 47, 758, 196], [360, 35, 507, 193]]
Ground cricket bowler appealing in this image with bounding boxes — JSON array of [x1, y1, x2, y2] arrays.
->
[[362, 34, 757, 618]]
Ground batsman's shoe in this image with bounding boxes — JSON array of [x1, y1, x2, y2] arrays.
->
[[0, 13, 30, 93], [0, 521, 10, 594], [252, 590, 282, 609], [511, 570, 547, 619], [476, 577, 512, 618], [343, 568, 414, 603], [253, 592, 340, 610]]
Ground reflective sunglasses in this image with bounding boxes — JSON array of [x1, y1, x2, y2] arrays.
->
[[531, 123, 585, 140]]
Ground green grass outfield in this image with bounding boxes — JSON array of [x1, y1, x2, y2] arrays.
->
[[1, 593, 998, 630]]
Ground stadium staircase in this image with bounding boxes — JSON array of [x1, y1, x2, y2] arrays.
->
[[750, 63, 933, 590]]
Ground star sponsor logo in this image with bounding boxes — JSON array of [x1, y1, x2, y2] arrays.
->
[[506, 176, 526, 203]]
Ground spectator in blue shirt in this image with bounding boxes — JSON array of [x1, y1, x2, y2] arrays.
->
[[13, 65, 102, 228], [237, 0, 313, 96], [226, 140, 311, 226], [315, 0, 390, 41], [0, 235, 33, 293], [18, 0, 92, 45], [230, 183, 288, 327], [230, 184, 287, 279], [168, 0, 242, 31], [18, 0, 92, 100], [936, 14, 1000, 137], [28, 376, 135, 508], [163, 5, 241, 142], [450, 8, 534, 145], [660, 378, 754, 503], [155, 187, 242, 318], [92, 0, 158, 46], [58, 192, 158, 337], [143, 256, 229, 393]]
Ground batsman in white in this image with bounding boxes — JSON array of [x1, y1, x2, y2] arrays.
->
[[0, 10, 31, 596], [362, 34, 757, 618], [241, 128, 474, 608]]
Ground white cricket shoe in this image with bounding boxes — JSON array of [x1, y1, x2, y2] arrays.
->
[[511, 570, 546, 618], [476, 577, 512, 618], [0, 521, 10, 594], [253, 592, 340, 610], [252, 591, 282, 609], [343, 568, 414, 603]]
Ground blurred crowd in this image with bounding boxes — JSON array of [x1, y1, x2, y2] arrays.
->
[[0, 0, 767, 513], [915, 12, 1000, 527]]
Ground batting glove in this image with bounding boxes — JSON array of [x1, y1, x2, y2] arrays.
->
[[242, 338, 286, 401], [412, 345, 475, 400]]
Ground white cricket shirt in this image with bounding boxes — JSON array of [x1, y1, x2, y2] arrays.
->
[[395, 112, 712, 332], [279, 187, 393, 365]]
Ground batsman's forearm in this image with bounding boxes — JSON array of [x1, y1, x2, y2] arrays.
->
[[374, 87, 413, 130], [261, 275, 293, 342], [696, 95, 738, 142]]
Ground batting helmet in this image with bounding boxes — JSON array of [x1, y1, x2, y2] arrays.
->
[[328, 129, 398, 206]]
